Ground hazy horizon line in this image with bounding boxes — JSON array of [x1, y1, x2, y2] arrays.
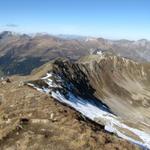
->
[[0, 30, 149, 41]]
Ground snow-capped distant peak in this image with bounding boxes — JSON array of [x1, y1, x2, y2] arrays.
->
[[90, 48, 104, 55], [85, 37, 97, 42], [97, 50, 103, 55]]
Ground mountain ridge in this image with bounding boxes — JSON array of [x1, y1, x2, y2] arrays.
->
[[28, 54, 150, 149]]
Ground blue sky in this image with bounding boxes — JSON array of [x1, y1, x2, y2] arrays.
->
[[0, 0, 150, 40]]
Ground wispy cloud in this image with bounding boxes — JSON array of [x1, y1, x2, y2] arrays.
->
[[4, 24, 19, 28]]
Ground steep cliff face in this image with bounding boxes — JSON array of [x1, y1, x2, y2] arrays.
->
[[29, 54, 150, 149], [51, 54, 150, 120]]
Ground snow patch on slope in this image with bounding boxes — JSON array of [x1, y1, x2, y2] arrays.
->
[[28, 73, 150, 150]]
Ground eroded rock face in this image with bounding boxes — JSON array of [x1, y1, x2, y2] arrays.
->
[[52, 55, 150, 116], [78, 55, 150, 119], [53, 59, 98, 99]]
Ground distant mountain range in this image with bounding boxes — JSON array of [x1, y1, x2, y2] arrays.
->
[[0, 31, 150, 76]]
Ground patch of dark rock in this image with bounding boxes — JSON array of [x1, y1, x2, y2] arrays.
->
[[30, 80, 49, 89], [5, 78, 11, 83], [20, 118, 29, 125]]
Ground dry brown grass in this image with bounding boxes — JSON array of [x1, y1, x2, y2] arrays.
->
[[0, 76, 140, 150]]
